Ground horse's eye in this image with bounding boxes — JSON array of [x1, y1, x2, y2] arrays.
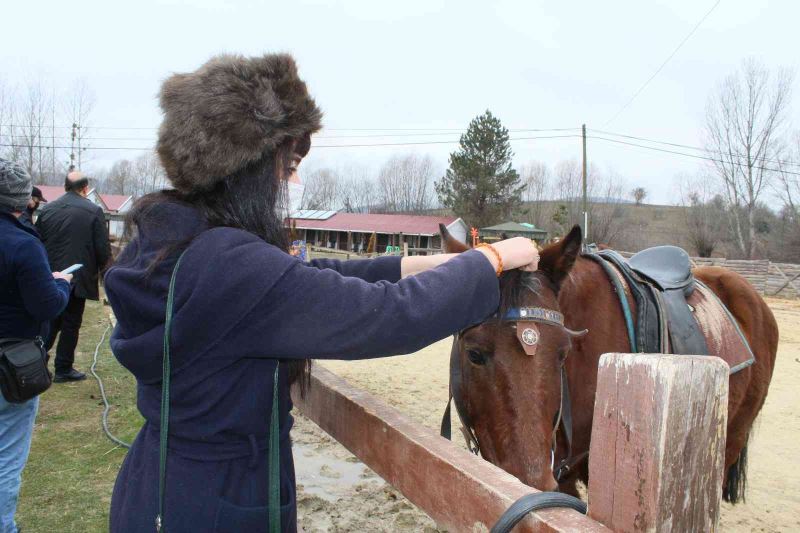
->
[[467, 349, 489, 366]]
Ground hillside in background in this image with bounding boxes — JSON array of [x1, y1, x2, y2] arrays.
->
[[429, 200, 797, 261]]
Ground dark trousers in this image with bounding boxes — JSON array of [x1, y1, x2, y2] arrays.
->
[[46, 293, 86, 374]]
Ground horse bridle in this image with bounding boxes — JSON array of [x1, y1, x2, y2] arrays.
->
[[445, 305, 589, 485]]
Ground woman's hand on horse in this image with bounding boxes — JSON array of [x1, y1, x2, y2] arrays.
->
[[479, 238, 540, 273]]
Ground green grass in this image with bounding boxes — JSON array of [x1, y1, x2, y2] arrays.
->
[[16, 300, 142, 532]]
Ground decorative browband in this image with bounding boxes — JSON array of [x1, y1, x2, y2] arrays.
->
[[499, 307, 565, 327]]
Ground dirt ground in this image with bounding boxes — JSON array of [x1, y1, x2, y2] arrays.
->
[[293, 298, 800, 532]]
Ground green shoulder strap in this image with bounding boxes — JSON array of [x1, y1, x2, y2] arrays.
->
[[156, 250, 282, 533]]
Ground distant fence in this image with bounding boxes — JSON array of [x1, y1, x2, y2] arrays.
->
[[619, 251, 798, 299], [691, 258, 800, 298], [767, 262, 800, 298]]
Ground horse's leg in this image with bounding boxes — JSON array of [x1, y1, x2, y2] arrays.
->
[[695, 267, 779, 503]]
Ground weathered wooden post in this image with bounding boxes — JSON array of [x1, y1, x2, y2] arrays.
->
[[587, 353, 729, 532]]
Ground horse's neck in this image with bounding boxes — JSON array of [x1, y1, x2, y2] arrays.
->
[[559, 257, 632, 360]]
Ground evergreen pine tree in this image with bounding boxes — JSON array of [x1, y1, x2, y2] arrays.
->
[[435, 110, 523, 228]]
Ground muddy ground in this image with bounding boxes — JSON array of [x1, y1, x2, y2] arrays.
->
[[294, 299, 800, 532]]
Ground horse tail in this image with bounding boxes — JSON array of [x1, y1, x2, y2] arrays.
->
[[722, 433, 749, 504]]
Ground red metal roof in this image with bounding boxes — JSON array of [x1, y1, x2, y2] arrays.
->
[[35, 186, 132, 212], [289, 212, 461, 235], [36, 185, 66, 203], [100, 194, 133, 212]]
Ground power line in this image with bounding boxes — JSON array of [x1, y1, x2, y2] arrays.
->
[[0, 134, 582, 152], [604, 0, 722, 126], [590, 128, 800, 168], [0, 124, 580, 137], [313, 134, 581, 148], [589, 135, 800, 177], [0, 143, 152, 151]]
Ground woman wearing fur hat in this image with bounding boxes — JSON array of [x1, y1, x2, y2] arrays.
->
[[104, 53, 538, 532]]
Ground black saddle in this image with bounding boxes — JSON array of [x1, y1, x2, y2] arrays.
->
[[585, 246, 708, 356], [629, 246, 694, 297]]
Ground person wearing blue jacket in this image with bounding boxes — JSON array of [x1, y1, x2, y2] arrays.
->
[[104, 53, 539, 533], [0, 159, 72, 533]]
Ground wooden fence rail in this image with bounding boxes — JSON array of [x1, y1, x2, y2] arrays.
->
[[293, 354, 729, 532]]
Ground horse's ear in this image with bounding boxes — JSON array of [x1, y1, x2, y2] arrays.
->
[[440, 223, 470, 253], [539, 225, 582, 286]]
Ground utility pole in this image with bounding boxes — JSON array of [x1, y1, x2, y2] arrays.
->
[[77, 124, 82, 170], [51, 89, 56, 181], [582, 123, 589, 242], [70, 122, 76, 171]]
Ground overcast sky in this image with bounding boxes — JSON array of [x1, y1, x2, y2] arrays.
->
[[2, 0, 798, 204]]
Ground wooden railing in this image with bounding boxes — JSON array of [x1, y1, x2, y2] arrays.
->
[[292, 354, 728, 531]]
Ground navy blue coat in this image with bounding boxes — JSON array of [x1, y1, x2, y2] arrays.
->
[[0, 211, 70, 340], [105, 202, 499, 532]]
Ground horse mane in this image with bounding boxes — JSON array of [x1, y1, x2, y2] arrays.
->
[[498, 270, 543, 316]]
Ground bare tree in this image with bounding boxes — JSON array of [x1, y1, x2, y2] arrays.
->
[[300, 167, 341, 210], [631, 187, 647, 205], [0, 79, 10, 157], [337, 164, 376, 213], [589, 171, 627, 245], [133, 151, 167, 195], [704, 59, 793, 258], [680, 176, 726, 257], [376, 153, 435, 213], [100, 152, 166, 198], [520, 161, 550, 228], [550, 158, 626, 244], [776, 133, 800, 221], [105, 159, 136, 195], [11, 81, 51, 181]]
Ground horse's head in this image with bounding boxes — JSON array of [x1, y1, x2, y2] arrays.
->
[[443, 225, 585, 491]]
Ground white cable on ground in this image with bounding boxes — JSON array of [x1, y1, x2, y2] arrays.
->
[[90, 323, 131, 449]]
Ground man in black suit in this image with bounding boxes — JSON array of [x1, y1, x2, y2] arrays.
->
[[36, 172, 111, 382], [18, 186, 46, 233]]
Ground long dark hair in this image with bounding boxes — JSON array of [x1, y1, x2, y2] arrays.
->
[[123, 140, 311, 391]]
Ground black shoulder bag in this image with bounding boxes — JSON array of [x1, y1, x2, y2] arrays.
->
[[156, 251, 282, 533], [0, 337, 52, 403]]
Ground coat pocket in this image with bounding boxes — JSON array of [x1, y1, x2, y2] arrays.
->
[[213, 498, 294, 533]]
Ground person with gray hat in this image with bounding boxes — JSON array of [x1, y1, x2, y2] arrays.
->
[[0, 158, 72, 533]]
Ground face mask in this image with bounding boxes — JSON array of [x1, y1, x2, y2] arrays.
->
[[287, 177, 304, 214]]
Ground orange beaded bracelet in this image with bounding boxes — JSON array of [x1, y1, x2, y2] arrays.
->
[[476, 243, 503, 277]]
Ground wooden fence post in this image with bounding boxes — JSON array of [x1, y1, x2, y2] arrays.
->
[[588, 353, 729, 532]]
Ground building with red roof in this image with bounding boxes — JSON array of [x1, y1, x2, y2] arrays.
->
[[287, 210, 467, 254]]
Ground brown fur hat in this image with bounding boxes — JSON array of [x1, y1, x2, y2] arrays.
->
[[156, 53, 322, 192]]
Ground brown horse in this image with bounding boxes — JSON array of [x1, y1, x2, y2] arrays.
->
[[443, 225, 778, 502]]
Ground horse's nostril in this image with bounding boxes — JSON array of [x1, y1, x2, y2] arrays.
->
[[541, 476, 559, 493]]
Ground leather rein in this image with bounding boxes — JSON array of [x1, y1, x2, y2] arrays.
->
[[444, 305, 589, 484]]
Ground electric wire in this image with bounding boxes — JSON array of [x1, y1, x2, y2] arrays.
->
[[590, 135, 800, 177], [0, 134, 583, 151], [590, 128, 800, 168], [604, 0, 722, 126], [90, 323, 132, 449]]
